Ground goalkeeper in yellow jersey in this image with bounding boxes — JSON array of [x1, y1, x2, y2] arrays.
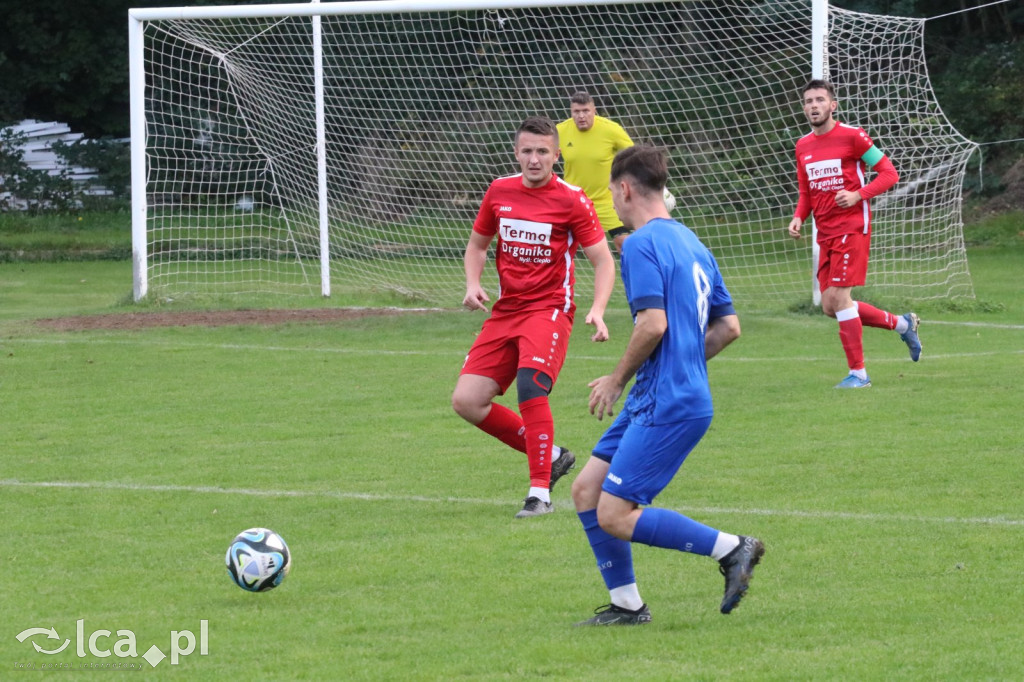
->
[[557, 91, 638, 253]]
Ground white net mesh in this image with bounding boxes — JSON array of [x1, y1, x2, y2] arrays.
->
[[828, 7, 976, 301], [137, 0, 975, 305]]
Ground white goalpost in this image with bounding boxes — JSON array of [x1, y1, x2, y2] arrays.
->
[[128, 0, 977, 305]]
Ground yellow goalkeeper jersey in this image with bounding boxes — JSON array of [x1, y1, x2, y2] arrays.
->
[[557, 115, 634, 232]]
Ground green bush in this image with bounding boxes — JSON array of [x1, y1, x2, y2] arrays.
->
[[0, 128, 77, 213], [52, 137, 131, 201], [0, 127, 129, 213]]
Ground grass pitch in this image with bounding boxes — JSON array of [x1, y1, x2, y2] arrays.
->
[[1, 246, 1021, 679]]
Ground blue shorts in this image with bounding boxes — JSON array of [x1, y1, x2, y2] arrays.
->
[[592, 412, 712, 506]]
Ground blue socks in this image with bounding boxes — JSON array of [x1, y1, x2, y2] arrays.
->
[[578, 509, 635, 590], [630, 507, 718, 556], [579, 506, 720, 597]]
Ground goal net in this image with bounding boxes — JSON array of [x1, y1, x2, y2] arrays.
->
[[130, 0, 976, 306]]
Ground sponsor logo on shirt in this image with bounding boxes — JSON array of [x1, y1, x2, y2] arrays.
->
[[806, 158, 845, 192], [500, 218, 552, 245], [807, 159, 841, 179], [499, 218, 554, 263]]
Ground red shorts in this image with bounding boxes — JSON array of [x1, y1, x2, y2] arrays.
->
[[817, 231, 870, 292], [460, 308, 574, 394]]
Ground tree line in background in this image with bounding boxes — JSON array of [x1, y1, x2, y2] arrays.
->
[[0, 0, 1021, 210], [836, 0, 1023, 197]]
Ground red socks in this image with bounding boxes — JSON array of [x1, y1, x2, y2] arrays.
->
[[857, 302, 898, 330], [835, 306, 865, 371], [475, 403, 526, 453], [834, 302, 899, 372], [475, 398, 555, 489], [518, 396, 555, 489]]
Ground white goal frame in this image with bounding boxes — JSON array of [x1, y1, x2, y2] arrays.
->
[[130, 0, 667, 301], [129, 0, 976, 304]]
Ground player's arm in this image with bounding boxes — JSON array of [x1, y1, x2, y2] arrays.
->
[[581, 239, 615, 342], [836, 144, 899, 208], [858, 147, 899, 200], [463, 230, 493, 311], [704, 261, 739, 361], [788, 154, 812, 238], [613, 122, 634, 153], [705, 313, 740, 361], [588, 307, 665, 420]]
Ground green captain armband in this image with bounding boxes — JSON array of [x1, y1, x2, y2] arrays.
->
[[861, 145, 884, 168]]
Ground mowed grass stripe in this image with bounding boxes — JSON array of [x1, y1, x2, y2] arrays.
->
[[3, 478, 1022, 528], [7, 335, 1023, 364]]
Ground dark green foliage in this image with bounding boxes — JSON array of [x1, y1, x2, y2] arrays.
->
[[0, 128, 77, 212], [1, 1, 1020, 142], [933, 40, 1024, 144], [0, 128, 130, 212], [52, 138, 131, 201], [0, 0, 296, 137], [834, 0, 1024, 174], [1, 0, 1020, 205], [0, 2, 130, 137]]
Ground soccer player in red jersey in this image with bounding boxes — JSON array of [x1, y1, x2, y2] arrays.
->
[[452, 116, 616, 518], [787, 79, 922, 389]]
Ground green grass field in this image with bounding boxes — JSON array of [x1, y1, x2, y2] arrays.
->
[[1, 242, 1021, 679]]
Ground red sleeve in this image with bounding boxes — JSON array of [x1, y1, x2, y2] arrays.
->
[[472, 184, 498, 236], [859, 154, 899, 201], [794, 153, 811, 220], [571, 191, 605, 248], [852, 128, 876, 156]]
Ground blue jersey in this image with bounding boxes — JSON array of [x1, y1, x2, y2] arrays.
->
[[620, 218, 734, 425]]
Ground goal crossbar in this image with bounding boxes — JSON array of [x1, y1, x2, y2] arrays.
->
[[129, 0, 656, 22]]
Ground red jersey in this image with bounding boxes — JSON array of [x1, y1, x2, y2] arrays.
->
[[473, 173, 604, 316], [794, 122, 898, 241]]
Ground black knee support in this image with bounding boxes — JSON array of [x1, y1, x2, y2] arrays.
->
[[516, 368, 552, 403]]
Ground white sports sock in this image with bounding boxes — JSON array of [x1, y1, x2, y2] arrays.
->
[[528, 486, 550, 503], [551, 445, 562, 462], [710, 532, 741, 561], [610, 583, 644, 611], [894, 316, 909, 334], [850, 368, 868, 380]]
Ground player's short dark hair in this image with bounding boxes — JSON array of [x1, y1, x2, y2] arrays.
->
[[515, 116, 559, 147], [569, 90, 594, 106], [802, 79, 836, 100], [610, 145, 668, 195]]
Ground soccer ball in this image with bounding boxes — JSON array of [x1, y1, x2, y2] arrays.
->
[[225, 528, 291, 592], [663, 187, 677, 213]]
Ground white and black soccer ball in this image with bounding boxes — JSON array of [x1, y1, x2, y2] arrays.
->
[[663, 187, 677, 213], [225, 528, 291, 592]]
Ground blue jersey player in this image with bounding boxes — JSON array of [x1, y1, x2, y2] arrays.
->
[[571, 145, 765, 625]]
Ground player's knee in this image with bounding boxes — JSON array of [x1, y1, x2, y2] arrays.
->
[[570, 473, 597, 510], [515, 368, 552, 404], [821, 287, 853, 317], [572, 457, 607, 511], [450, 391, 468, 419], [820, 295, 838, 317], [596, 505, 631, 540], [451, 388, 482, 423]]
